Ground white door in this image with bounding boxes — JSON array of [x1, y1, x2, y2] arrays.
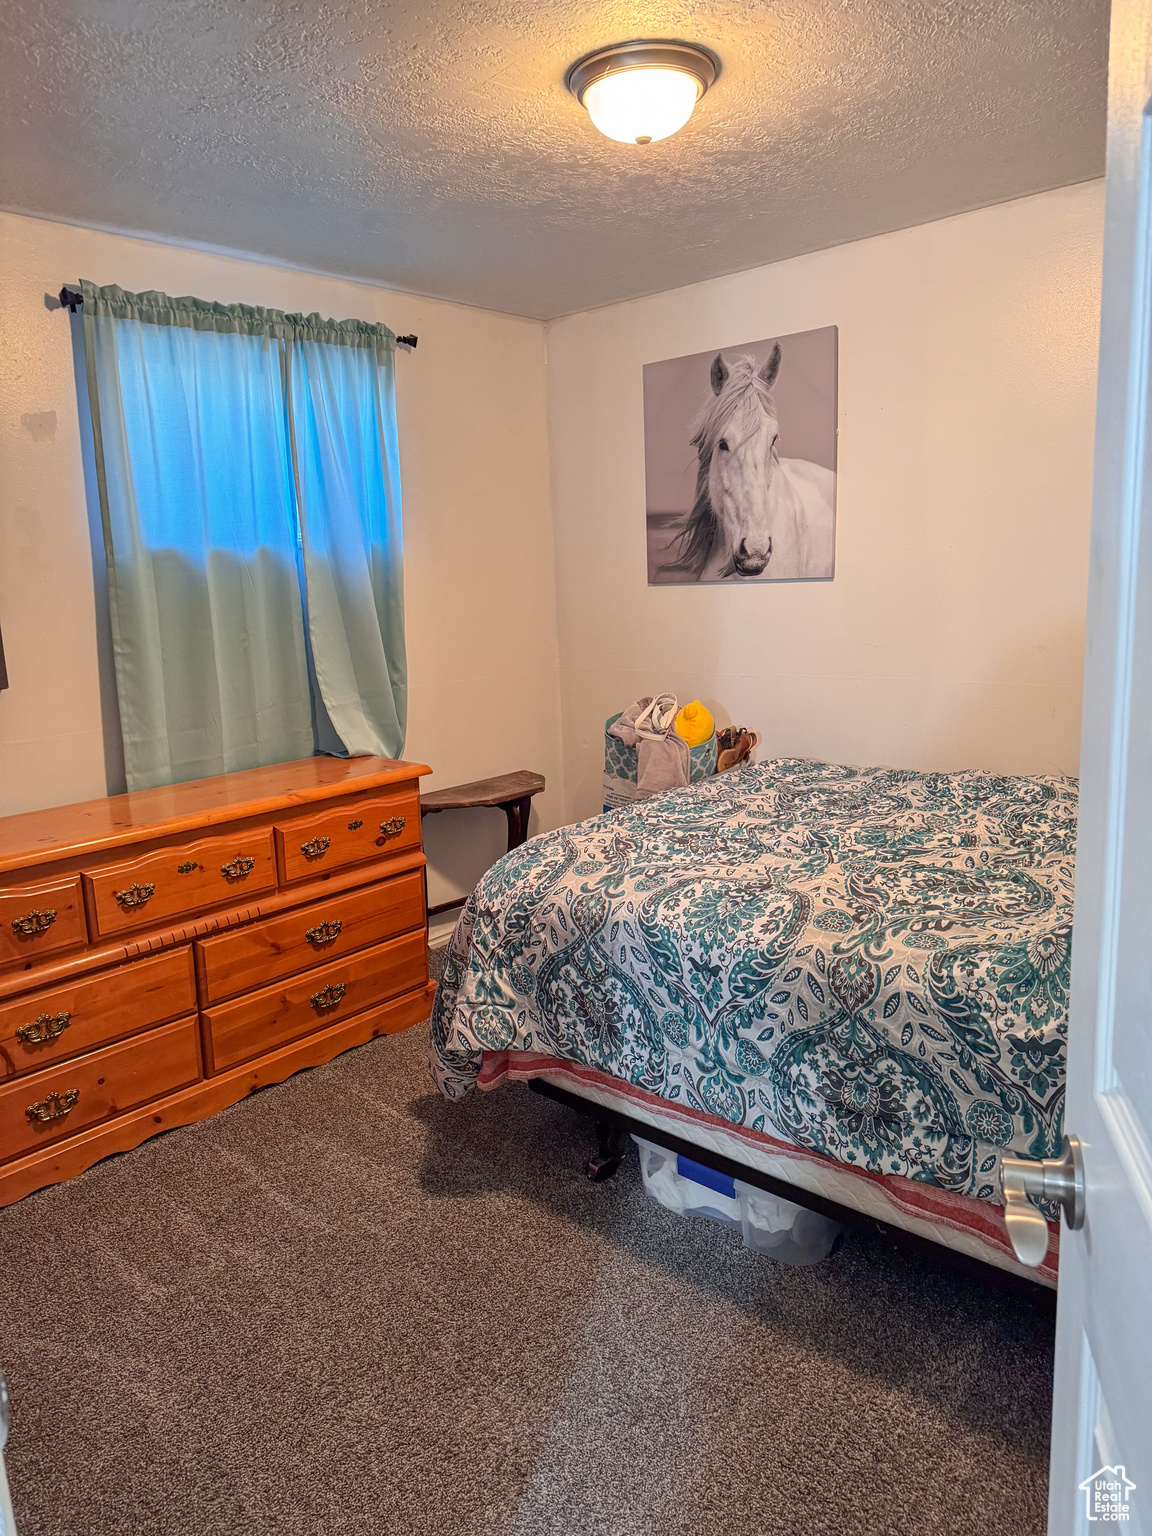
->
[[1048, 1, 1152, 1530], [0, 1371, 13, 1535]]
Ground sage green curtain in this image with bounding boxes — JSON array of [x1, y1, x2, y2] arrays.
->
[[81, 281, 406, 791]]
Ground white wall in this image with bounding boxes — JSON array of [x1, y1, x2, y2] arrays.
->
[[0, 183, 1107, 878], [0, 211, 564, 908], [545, 182, 1104, 822]]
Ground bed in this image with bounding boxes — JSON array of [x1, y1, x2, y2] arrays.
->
[[431, 757, 1075, 1287]]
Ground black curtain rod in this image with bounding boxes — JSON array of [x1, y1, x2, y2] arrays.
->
[[58, 287, 417, 348]]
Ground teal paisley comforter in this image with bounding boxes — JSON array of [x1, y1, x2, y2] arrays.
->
[[431, 759, 1076, 1204]]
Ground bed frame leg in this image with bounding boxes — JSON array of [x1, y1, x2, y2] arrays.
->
[[586, 1119, 627, 1182]]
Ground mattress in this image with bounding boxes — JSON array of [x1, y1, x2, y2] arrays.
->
[[476, 1049, 1058, 1285], [432, 756, 1075, 1241]]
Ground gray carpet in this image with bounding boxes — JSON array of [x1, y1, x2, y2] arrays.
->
[[0, 982, 1054, 1536]]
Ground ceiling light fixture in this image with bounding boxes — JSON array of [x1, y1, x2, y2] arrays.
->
[[567, 41, 717, 146]]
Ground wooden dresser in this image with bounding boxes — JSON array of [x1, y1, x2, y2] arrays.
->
[[0, 755, 433, 1207]]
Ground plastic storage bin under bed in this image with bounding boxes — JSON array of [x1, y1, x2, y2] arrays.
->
[[635, 1137, 843, 1266]]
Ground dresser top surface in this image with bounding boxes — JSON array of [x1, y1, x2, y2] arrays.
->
[[0, 756, 431, 876]]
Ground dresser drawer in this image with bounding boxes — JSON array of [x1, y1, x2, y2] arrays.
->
[[275, 790, 421, 884], [0, 875, 87, 967], [83, 829, 276, 939], [195, 869, 425, 1005], [0, 1016, 201, 1163], [204, 929, 427, 1072], [0, 948, 196, 1081]]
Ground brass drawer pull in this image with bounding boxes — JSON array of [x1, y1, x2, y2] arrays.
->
[[11, 908, 57, 938], [16, 1011, 72, 1045], [26, 1088, 79, 1124], [114, 882, 155, 910], [221, 855, 256, 880], [378, 816, 406, 842], [305, 919, 343, 947], [310, 982, 346, 1012], [348, 819, 364, 831], [300, 836, 331, 859], [177, 861, 199, 874]]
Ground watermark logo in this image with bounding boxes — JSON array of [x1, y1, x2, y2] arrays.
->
[[1080, 1466, 1136, 1523]]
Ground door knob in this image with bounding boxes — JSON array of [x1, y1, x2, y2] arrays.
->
[[1000, 1134, 1085, 1267]]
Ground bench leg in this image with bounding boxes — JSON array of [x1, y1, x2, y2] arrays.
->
[[502, 795, 533, 851]]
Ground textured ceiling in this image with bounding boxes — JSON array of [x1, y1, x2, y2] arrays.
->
[[0, 1, 1109, 319]]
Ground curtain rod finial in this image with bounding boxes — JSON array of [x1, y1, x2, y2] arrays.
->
[[396, 334, 417, 349]]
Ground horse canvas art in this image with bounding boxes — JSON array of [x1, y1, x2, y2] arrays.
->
[[644, 327, 837, 584]]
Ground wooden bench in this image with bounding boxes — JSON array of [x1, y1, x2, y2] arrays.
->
[[420, 770, 545, 916]]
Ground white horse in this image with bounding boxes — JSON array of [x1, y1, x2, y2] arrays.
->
[[662, 346, 835, 581]]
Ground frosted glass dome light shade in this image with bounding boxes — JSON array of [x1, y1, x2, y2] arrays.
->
[[583, 68, 701, 144], [568, 41, 717, 146]]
